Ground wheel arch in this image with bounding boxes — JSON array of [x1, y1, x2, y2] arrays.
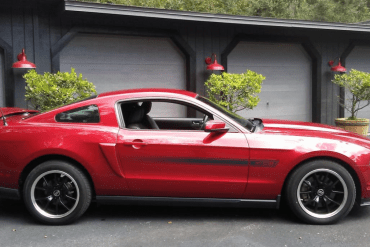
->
[[281, 156, 362, 205], [19, 154, 96, 199]]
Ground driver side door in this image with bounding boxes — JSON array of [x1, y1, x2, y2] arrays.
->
[[115, 99, 250, 198]]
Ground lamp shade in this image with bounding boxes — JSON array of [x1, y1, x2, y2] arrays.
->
[[12, 49, 36, 69], [205, 54, 224, 71], [330, 60, 346, 73], [206, 59, 224, 71]]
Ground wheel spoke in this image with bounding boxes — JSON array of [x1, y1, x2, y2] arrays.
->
[[35, 186, 47, 191], [314, 173, 321, 184], [303, 198, 314, 205], [56, 199, 59, 214], [35, 196, 49, 201], [54, 174, 59, 185], [43, 200, 51, 210], [42, 177, 49, 187], [323, 173, 328, 185], [323, 198, 330, 213], [59, 200, 70, 211], [300, 191, 312, 194], [303, 180, 312, 188], [332, 190, 344, 194], [65, 195, 77, 201], [324, 195, 341, 206], [314, 199, 319, 212], [332, 180, 339, 187]]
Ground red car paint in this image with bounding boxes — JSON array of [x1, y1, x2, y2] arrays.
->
[[1, 89, 370, 203]]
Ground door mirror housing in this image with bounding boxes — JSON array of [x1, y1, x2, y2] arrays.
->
[[204, 120, 229, 133]]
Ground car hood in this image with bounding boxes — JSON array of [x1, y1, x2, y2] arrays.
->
[[261, 118, 370, 149]]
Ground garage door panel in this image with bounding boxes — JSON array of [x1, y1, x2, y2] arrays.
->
[[61, 64, 185, 93], [60, 34, 186, 117], [345, 47, 370, 119], [61, 34, 184, 66], [231, 66, 310, 84], [228, 42, 312, 122], [229, 43, 311, 67]]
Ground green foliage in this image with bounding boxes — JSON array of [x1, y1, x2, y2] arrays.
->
[[205, 70, 265, 113], [332, 69, 370, 120], [23, 68, 97, 112], [78, 0, 370, 23]]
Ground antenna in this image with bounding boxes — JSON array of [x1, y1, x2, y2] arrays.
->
[[0, 108, 8, 126]]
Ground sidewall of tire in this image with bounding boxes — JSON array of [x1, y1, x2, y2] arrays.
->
[[285, 160, 356, 224], [23, 160, 92, 225]]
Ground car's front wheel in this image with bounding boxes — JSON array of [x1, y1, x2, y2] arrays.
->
[[23, 160, 92, 225], [285, 160, 356, 224]]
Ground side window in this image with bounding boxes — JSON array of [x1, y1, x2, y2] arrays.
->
[[120, 100, 212, 131], [55, 105, 100, 123]]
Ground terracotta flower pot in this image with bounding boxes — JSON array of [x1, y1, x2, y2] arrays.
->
[[335, 118, 370, 136]]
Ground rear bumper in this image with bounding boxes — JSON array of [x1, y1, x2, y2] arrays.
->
[[0, 187, 20, 200]]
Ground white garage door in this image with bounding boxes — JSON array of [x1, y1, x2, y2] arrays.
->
[[228, 42, 312, 121], [345, 46, 370, 119], [0, 49, 4, 107], [60, 34, 186, 117]]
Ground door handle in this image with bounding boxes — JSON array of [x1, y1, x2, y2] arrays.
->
[[123, 140, 148, 147]]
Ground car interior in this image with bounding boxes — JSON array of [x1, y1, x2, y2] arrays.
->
[[120, 100, 213, 131]]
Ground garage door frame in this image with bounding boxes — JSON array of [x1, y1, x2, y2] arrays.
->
[[51, 26, 196, 94], [221, 34, 322, 123], [0, 38, 13, 107], [340, 40, 370, 118]]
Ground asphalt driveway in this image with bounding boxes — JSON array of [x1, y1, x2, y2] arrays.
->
[[1, 198, 370, 247]]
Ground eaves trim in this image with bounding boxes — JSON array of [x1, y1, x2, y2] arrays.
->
[[65, 1, 370, 33]]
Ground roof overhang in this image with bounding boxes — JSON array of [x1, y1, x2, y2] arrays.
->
[[64, 0, 370, 33]]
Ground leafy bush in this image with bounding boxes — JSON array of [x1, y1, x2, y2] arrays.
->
[[205, 70, 265, 113], [24, 68, 97, 112], [332, 69, 370, 120]]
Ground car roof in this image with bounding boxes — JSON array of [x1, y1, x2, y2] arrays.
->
[[98, 88, 198, 98]]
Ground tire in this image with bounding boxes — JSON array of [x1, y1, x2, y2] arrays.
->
[[23, 160, 92, 225], [285, 160, 356, 224]]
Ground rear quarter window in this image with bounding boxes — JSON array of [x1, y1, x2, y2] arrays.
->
[[55, 105, 100, 123]]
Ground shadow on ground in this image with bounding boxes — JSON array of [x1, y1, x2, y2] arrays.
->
[[2, 198, 370, 225]]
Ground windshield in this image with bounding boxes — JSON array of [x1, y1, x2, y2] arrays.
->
[[197, 96, 254, 131]]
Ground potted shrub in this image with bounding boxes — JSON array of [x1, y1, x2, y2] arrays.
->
[[332, 69, 370, 136], [23, 68, 97, 112], [205, 70, 265, 113]]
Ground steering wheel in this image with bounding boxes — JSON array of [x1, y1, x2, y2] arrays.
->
[[200, 114, 209, 130]]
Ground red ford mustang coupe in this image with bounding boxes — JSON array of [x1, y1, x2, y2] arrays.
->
[[1, 88, 370, 225]]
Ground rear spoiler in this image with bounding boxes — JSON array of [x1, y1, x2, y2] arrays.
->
[[0, 107, 39, 117]]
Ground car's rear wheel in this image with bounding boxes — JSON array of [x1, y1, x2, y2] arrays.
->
[[23, 160, 91, 225], [285, 160, 356, 224]]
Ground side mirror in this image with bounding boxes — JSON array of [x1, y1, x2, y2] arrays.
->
[[204, 120, 229, 133]]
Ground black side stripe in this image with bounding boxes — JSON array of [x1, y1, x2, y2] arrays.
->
[[249, 160, 279, 168], [136, 157, 279, 167]]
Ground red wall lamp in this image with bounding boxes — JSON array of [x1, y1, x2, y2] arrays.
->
[[328, 58, 346, 73], [205, 53, 224, 71], [12, 49, 36, 70]]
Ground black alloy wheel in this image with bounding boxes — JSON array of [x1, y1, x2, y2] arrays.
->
[[285, 160, 356, 224], [23, 161, 91, 225]]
